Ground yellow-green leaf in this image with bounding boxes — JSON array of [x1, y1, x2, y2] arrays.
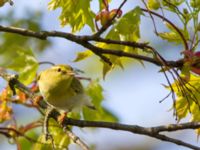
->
[[158, 31, 187, 44], [95, 7, 142, 77], [18, 131, 38, 150], [33, 119, 70, 150], [158, 22, 189, 44], [98, 0, 112, 10], [170, 74, 200, 135], [48, 0, 95, 32], [86, 79, 104, 108], [73, 50, 93, 62], [190, 0, 200, 8], [162, 0, 184, 6], [175, 97, 189, 121], [84, 79, 119, 122], [82, 106, 118, 122], [147, 0, 161, 10], [6, 47, 38, 85], [102, 62, 113, 79]]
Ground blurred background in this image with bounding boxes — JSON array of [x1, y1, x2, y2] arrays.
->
[[0, 0, 198, 150]]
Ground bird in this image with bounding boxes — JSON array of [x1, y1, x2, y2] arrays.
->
[[37, 64, 94, 113]]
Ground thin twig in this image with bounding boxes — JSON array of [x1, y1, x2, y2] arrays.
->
[[153, 133, 200, 150], [64, 127, 90, 150], [141, 8, 189, 50], [39, 61, 55, 66], [141, 0, 159, 35], [44, 107, 56, 150]]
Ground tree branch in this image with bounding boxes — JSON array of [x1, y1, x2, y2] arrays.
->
[[0, 71, 199, 149], [64, 128, 90, 150], [60, 116, 200, 150], [0, 25, 183, 68]]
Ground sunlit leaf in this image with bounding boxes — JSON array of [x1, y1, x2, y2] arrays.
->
[[73, 50, 93, 62], [18, 131, 38, 150], [95, 7, 142, 77], [83, 80, 118, 122], [102, 62, 113, 79], [170, 74, 200, 134], [162, 0, 184, 6], [97, 6, 142, 50], [175, 97, 189, 121], [82, 106, 118, 122], [110, 6, 142, 42], [0, 11, 51, 53], [48, 0, 95, 32], [86, 79, 104, 108], [147, 0, 161, 10], [6, 47, 38, 85], [0, 101, 12, 123], [98, 0, 112, 10], [158, 22, 189, 44], [190, 0, 200, 9], [33, 119, 70, 150], [158, 31, 187, 44]]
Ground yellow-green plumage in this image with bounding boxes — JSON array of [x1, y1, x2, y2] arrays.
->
[[38, 65, 92, 112]]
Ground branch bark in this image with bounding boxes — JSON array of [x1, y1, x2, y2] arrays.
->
[[0, 25, 183, 68], [0, 71, 199, 150], [65, 128, 90, 150]]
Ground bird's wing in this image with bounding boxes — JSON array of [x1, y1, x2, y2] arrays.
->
[[71, 77, 84, 94]]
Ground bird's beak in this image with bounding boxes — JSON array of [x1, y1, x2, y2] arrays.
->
[[67, 71, 76, 76]]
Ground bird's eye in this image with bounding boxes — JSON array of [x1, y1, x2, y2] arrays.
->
[[57, 68, 62, 72]]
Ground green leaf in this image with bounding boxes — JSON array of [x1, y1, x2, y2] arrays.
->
[[98, 0, 112, 10], [98, 6, 142, 50], [95, 7, 142, 77], [86, 79, 104, 108], [175, 97, 189, 121], [83, 106, 118, 122], [18, 131, 38, 150], [83, 80, 118, 122], [110, 6, 142, 42], [170, 74, 200, 134], [102, 62, 113, 79], [33, 119, 70, 150], [158, 32, 182, 43], [6, 47, 38, 85], [158, 30, 188, 44], [48, 0, 95, 32], [190, 0, 200, 9], [33, 138, 52, 150], [73, 50, 93, 62], [0, 11, 51, 53], [147, 0, 161, 10], [158, 22, 189, 44], [162, 0, 184, 6], [180, 62, 191, 79]]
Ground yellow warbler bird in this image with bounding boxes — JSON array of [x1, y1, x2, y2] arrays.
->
[[37, 64, 94, 112]]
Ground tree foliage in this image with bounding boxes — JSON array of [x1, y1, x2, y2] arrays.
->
[[1, 0, 200, 149]]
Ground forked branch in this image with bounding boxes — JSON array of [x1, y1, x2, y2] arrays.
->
[[0, 71, 199, 150]]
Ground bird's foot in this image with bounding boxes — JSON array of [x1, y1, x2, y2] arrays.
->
[[57, 112, 68, 124]]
